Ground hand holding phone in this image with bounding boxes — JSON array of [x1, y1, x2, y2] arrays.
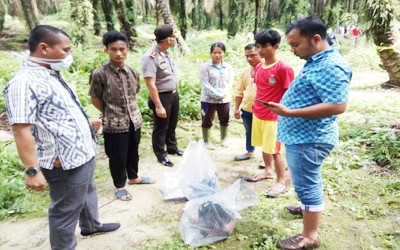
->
[[255, 99, 270, 106]]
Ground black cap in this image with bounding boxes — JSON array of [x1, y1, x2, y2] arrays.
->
[[154, 24, 174, 42]]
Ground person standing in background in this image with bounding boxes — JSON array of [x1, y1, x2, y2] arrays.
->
[[199, 42, 234, 149], [233, 44, 262, 162], [141, 24, 184, 167]]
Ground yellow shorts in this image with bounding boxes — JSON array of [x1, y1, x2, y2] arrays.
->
[[251, 115, 283, 154]]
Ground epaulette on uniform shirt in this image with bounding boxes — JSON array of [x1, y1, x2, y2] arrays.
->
[[150, 51, 157, 59]]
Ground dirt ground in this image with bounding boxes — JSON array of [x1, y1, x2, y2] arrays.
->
[[0, 137, 273, 250]]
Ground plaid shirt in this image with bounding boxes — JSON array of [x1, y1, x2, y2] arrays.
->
[[89, 63, 142, 133], [4, 61, 97, 170], [278, 49, 352, 145]]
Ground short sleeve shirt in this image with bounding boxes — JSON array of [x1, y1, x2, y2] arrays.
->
[[89, 63, 142, 133], [199, 60, 234, 103], [253, 60, 294, 121], [140, 45, 178, 92], [234, 65, 257, 113], [278, 49, 352, 145], [4, 61, 97, 170]]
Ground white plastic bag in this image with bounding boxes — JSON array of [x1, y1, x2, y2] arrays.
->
[[180, 179, 259, 247], [158, 140, 221, 201]]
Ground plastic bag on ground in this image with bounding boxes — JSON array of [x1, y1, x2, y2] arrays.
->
[[157, 140, 221, 201], [180, 179, 259, 247]]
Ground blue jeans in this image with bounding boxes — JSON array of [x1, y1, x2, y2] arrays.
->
[[241, 109, 255, 153], [285, 143, 334, 212]]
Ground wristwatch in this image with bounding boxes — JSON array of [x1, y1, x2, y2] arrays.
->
[[25, 167, 41, 177]]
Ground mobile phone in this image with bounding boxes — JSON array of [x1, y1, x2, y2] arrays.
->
[[255, 99, 270, 106]]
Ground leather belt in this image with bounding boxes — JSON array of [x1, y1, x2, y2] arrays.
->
[[159, 89, 177, 95]]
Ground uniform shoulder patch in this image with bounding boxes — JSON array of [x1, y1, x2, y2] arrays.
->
[[150, 51, 157, 59]]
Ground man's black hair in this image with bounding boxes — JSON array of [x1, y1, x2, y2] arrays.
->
[[103, 30, 129, 48], [28, 25, 69, 53], [210, 42, 226, 53], [244, 44, 256, 50], [254, 29, 281, 46], [286, 16, 327, 39]]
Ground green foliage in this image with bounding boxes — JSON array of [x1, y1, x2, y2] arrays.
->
[[0, 52, 22, 113], [63, 0, 94, 46], [0, 141, 46, 219], [364, 0, 400, 30], [338, 96, 400, 170]]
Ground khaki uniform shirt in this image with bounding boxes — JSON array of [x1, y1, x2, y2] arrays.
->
[[141, 45, 178, 92], [89, 63, 142, 133], [234, 65, 257, 113]]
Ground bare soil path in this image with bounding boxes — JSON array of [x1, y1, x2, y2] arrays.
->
[[0, 137, 270, 250]]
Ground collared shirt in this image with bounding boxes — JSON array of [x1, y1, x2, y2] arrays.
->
[[89, 62, 142, 133], [278, 49, 352, 145], [4, 61, 97, 170], [234, 65, 256, 113], [199, 60, 234, 103], [141, 45, 178, 92]]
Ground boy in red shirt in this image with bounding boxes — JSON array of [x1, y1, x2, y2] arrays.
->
[[245, 29, 294, 198]]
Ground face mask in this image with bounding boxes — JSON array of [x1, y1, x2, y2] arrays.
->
[[28, 55, 74, 71]]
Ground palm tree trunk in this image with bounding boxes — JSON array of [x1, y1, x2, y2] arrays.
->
[[101, 0, 115, 30], [112, 0, 138, 47], [156, 0, 191, 54], [92, 0, 101, 35], [254, 0, 260, 35], [373, 21, 400, 86], [20, 0, 39, 30], [0, 0, 5, 32]]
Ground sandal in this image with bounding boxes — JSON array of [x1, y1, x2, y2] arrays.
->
[[114, 189, 132, 201], [264, 184, 287, 198], [277, 234, 321, 250], [128, 177, 155, 185], [244, 173, 274, 182]]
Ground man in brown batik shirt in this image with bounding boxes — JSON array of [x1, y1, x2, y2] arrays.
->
[[89, 31, 154, 201]]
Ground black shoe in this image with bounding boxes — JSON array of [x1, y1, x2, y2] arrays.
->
[[285, 205, 302, 215], [168, 149, 184, 156], [81, 223, 121, 236], [158, 157, 174, 167]]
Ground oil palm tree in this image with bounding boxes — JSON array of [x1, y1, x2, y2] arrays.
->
[[156, 0, 191, 54], [365, 0, 400, 86]]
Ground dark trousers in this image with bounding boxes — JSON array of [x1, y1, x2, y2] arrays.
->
[[41, 158, 101, 250], [148, 92, 179, 160], [201, 102, 230, 128], [241, 109, 255, 152], [104, 122, 141, 188]]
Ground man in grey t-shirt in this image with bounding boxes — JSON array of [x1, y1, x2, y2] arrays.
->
[[141, 24, 183, 167]]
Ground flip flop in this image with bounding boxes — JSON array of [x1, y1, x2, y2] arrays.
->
[[128, 177, 155, 185], [245, 175, 274, 182], [114, 189, 132, 201], [264, 187, 287, 198]]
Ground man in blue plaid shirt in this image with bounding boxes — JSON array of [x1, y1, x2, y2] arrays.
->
[[266, 16, 352, 250]]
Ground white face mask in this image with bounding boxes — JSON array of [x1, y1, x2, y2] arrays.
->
[[28, 55, 74, 71]]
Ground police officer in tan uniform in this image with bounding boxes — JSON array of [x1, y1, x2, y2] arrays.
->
[[141, 24, 183, 167]]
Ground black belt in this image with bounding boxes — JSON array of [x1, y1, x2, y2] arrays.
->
[[159, 89, 177, 95]]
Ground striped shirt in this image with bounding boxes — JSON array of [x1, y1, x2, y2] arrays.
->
[[4, 60, 97, 170]]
